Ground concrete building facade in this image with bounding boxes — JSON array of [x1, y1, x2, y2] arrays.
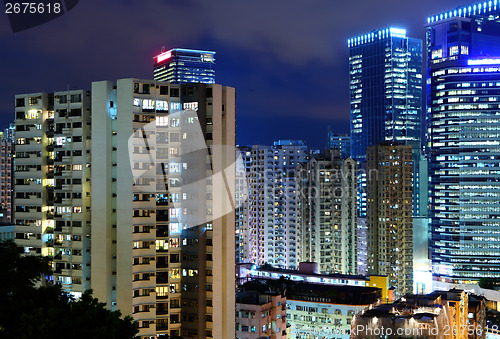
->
[[296, 150, 358, 275], [91, 79, 235, 339], [238, 141, 308, 269], [367, 143, 414, 296], [14, 90, 92, 296], [236, 291, 287, 339], [0, 137, 13, 222]]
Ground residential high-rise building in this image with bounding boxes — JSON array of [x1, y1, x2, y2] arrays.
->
[[91, 79, 235, 339], [348, 28, 423, 162], [426, 2, 500, 286], [235, 146, 252, 264], [296, 150, 358, 275], [153, 48, 216, 84], [238, 140, 308, 269], [13, 90, 92, 296], [0, 135, 13, 222], [327, 132, 350, 159], [367, 143, 413, 295]]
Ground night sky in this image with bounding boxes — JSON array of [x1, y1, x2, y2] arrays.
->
[[1, 0, 467, 148]]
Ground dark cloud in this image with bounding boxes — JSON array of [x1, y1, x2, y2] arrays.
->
[[0, 0, 470, 147]]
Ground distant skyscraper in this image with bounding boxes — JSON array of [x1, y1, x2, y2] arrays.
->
[[296, 150, 358, 275], [348, 28, 423, 162], [367, 143, 414, 296], [427, 2, 500, 286], [237, 141, 308, 269], [327, 132, 350, 158], [2, 123, 15, 142], [91, 79, 235, 339], [14, 90, 92, 297], [153, 48, 216, 84]]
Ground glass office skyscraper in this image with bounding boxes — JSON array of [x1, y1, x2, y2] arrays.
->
[[153, 48, 216, 84], [348, 28, 423, 219], [427, 2, 500, 285], [348, 28, 423, 162], [327, 132, 350, 158]]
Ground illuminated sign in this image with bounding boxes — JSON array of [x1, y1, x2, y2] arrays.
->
[[468, 58, 500, 65], [156, 51, 172, 63]]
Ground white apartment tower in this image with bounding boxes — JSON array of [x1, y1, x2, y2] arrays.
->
[[240, 141, 308, 269], [91, 79, 236, 339], [14, 90, 92, 296], [296, 150, 358, 275]]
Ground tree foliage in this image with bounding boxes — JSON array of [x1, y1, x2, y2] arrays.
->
[[0, 240, 138, 339]]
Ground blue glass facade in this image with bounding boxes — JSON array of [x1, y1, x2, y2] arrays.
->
[[348, 28, 423, 218], [327, 133, 350, 158], [153, 48, 215, 84], [348, 28, 423, 162], [427, 4, 500, 283]]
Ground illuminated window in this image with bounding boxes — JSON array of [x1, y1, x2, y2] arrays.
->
[[156, 286, 168, 297], [169, 148, 179, 156], [133, 98, 141, 107], [183, 102, 198, 111], [432, 49, 442, 60], [170, 118, 179, 127], [461, 45, 469, 55], [170, 102, 181, 112], [170, 208, 180, 218], [170, 269, 180, 279], [142, 99, 154, 110], [72, 164, 82, 171], [169, 163, 180, 173], [156, 100, 168, 111], [156, 116, 168, 126], [170, 238, 179, 248], [449, 46, 459, 56], [155, 239, 167, 250], [170, 223, 180, 234]]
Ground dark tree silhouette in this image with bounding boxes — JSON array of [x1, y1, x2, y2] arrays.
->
[[0, 240, 138, 339]]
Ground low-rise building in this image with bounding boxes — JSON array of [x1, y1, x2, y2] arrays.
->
[[351, 289, 487, 339], [236, 290, 287, 338], [0, 223, 15, 241], [237, 263, 390, 302], [287, 283, 381, 338]]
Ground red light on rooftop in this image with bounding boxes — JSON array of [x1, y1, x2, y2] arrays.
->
[[156, 51, 172, 63]]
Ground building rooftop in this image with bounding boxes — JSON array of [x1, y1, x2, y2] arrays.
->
[[289, 283, 381, 305], [238, 263, 369, 282], [237, 290, 282, 306], [348, 28, 407, 47], [427, 0, 500, 25]]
